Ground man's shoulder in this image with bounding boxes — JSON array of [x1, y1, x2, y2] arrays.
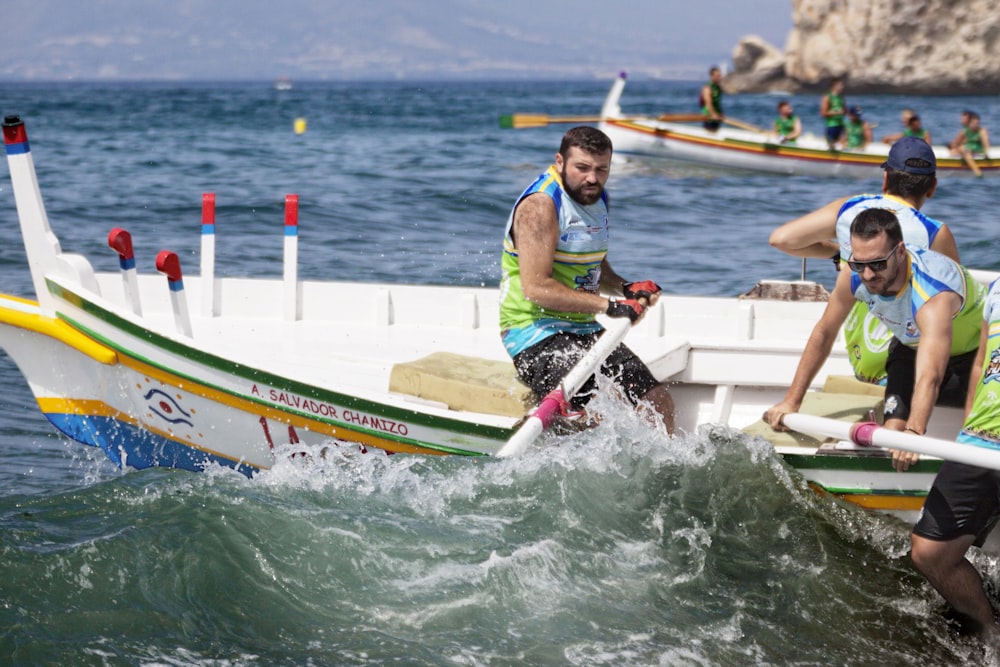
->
[[514, 190, 559, 217], [838, 193, 881, 215], [908, 247, 964, 282]]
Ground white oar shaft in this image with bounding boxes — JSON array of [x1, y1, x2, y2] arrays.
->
[[781, 413, 1000, 470], [560, 317, 631, 398], [497, 315, 634, 458]]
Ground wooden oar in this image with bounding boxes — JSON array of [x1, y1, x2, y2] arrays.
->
[[499, 113, 704, 129], [722, 117, 768, 133], [496, 304, 651, 457], [781, 413, 1000, 470]]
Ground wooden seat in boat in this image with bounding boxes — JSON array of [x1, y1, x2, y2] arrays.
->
[[389, 352, 532, 417], [742, 375, 885, 448]]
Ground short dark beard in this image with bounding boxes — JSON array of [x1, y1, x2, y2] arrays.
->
[[560, 165, 603, 205]]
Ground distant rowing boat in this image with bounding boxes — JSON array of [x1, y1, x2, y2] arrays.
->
[[597, 73, 999, 177]]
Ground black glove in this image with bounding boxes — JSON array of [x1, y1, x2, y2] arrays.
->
[[622, 280, 661, 301], [606, 297, 645, 322]]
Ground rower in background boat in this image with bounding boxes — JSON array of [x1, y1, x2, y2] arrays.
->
[[949, 110, 991, 177], [840, 106, 873, 151], [881, 108, 931, 146], [699, 66, 724, 132], [881, 108, 917, 145], [819, 76, 847, 149], [772, 100, 802, 145]]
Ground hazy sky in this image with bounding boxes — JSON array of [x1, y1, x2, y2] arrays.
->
[[1, 0, 794, 81]]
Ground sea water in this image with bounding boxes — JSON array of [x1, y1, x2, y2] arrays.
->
[[0, 79, 999, 665]]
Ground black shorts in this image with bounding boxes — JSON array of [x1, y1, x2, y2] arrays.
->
[[825, 125, 845, 143], [512, 331, 660, 409], [882, 338, 977, 420], [913, 461, 1000, 546]]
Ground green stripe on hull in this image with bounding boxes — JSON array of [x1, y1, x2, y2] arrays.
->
[[780, 452, 942, 474]]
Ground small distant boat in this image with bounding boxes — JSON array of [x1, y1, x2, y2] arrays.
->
[[274, 77, 293, 91], [4, 114, 1000, 541], [597, 73, 999, 177]]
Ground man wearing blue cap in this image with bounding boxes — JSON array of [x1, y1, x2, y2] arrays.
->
[[768, 136, 961, 386]]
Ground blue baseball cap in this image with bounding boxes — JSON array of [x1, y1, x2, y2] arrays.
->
[[882, 135, 936, 174]]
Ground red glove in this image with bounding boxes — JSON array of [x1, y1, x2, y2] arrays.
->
[[623, 280, 661, 301], [606, 297, 645, 322]]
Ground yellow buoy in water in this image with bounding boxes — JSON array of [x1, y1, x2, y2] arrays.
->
[[293, 118, 307, 134]]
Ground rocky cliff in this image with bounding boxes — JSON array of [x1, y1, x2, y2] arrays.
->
[[725, 0, 1000, 94]]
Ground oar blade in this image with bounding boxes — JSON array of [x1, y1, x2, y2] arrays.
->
[[499, 114, 551, 129], [656, 113, 707, 123]]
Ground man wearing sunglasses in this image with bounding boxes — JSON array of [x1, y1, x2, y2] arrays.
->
[[764, 207, 985, 472], [768, 137, 960, 387]]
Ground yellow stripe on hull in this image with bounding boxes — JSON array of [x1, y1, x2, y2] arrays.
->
[[0, 299, 117, 365], [808, 483, 926, 513]]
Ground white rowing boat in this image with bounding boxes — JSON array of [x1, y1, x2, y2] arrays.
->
[[597, 73, 1000, 178], [2, 114, 998, 528]]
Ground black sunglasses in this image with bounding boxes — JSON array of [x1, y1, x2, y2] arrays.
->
[[847, 243, 901, 273]]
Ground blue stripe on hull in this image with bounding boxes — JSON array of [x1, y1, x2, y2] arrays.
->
[[43, 412, 259, 477]]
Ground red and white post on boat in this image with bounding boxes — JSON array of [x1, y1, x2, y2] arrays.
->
[[156, 250, 193, 337], [283, 194, 300, 321], [200, 193, 217, 318], [3, 115, 63, 315], [107, 227, 142, 316]]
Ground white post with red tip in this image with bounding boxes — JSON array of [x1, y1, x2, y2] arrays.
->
[[199, 193, 217, 317], [3, 115, 64, 315], [156, 250, 193, 337], [283, 194, 301, 321], [107, 227, 142, 316]]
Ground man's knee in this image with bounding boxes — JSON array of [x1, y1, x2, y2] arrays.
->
[[911, 532, 973, 576], [910, 534, 936, 574], [642, 383, 673, 405]]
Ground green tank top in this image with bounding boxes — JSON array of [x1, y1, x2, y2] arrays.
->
[[903, 128, 927, 140], [499, 166, 609, 355], [774, 115, 797, 142], [824, 93, 845, 127], [701, 82, 722, 116], [843, 300, 891, 384], [958, 280, 1000, 448], [845, 120, 866, 148], [964, 127, 984, 153]]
